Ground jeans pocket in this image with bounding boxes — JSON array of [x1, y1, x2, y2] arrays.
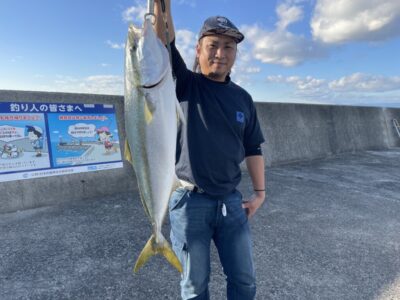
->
[[226, 190, 248, 224], [235, 190, 250, 219], [169, 188, 188, 211]]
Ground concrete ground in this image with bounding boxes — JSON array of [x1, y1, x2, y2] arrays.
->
[[1, 149, 400, 300]]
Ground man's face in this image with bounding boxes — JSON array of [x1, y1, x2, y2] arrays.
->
[[196, 35, 237, 82]]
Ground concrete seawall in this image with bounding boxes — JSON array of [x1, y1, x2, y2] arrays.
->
[[0, 89, 399, 213], [258, 103, 400, 165]]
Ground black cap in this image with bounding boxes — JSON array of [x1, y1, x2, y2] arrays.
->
[[198, 16, 244, 43]]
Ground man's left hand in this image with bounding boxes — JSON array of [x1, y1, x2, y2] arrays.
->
[[242, 192, 265, 218]]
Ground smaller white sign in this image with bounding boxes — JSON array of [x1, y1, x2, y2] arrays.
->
[[0, 125, 25, 142], [67, 123, 96, 138]]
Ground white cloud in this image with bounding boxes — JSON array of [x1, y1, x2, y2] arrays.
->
[[243, 67, 261, 74], [241, 24, 326, 67], [270, 75, 326, 91], [311, 0, 400, 43], [231, 42, 262, 86], [266, 73, 400, 105], [43, 75, 124, 95], [106, 40, 125, 50], [239, 1, 327, 67], [122, 2, 147, 24], [267, 74, 329, 99], [276, 3, 304, 30], [231, 64, 261, 87], [329, 73, 400, 92], [175, 29, 197, 69]]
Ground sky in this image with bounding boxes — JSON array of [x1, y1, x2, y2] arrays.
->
[[1, 0, 400, 107]]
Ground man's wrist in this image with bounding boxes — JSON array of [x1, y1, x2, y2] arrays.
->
[[254, 189, 266, 198]]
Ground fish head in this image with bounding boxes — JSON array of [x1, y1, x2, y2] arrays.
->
[[125, 18, 169, 89]]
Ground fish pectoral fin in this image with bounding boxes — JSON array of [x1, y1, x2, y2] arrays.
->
[[144, 101, 153, 124], [144, 94, 156, 124], [133, 234, 183, 273], [124, 139, 133, 165]]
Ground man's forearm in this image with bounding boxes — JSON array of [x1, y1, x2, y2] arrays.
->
[[154, 0, 175, 44], [245, 155, 266, 193], [243, 155, 266, 218]]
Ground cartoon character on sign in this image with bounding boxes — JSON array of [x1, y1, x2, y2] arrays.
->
[[96, 126, 115, 154], [0, 143, 22, 159], [26, 125, 44, 157]]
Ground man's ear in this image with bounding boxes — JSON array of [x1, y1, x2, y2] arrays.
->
[[195, 42, 201, 58]]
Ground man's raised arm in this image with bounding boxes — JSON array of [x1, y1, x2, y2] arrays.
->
[[154, 0, 175, 45]]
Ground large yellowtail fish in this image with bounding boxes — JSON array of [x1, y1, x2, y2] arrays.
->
[[124, 15, 183, 273]]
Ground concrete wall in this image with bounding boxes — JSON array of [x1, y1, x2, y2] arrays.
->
[[1, 89, 399, 213], [258, 103, 400, 166]]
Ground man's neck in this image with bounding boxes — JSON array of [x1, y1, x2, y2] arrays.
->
[[202, 72, 228, 82]]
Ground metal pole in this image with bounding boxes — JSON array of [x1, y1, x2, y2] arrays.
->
[[147, 0, 154, 15]]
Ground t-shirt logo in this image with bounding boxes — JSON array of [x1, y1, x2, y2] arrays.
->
[[236, 111, 245, 123]]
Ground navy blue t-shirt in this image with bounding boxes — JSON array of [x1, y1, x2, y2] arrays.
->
[[171, 41, 265, 196]]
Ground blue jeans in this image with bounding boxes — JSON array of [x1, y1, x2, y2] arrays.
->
[[168, 188, 256, 300]]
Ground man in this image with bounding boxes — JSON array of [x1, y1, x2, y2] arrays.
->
[[154, 1, 266, 299]]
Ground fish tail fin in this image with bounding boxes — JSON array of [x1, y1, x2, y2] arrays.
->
[[134, 234, 183, 273]]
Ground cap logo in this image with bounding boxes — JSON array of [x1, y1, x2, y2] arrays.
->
[[216, 17, 230, 29]]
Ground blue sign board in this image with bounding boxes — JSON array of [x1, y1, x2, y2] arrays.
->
[[0, 102, 123, 182]]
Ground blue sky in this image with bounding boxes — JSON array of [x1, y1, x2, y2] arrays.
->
[[1, 0, 400, 107]]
